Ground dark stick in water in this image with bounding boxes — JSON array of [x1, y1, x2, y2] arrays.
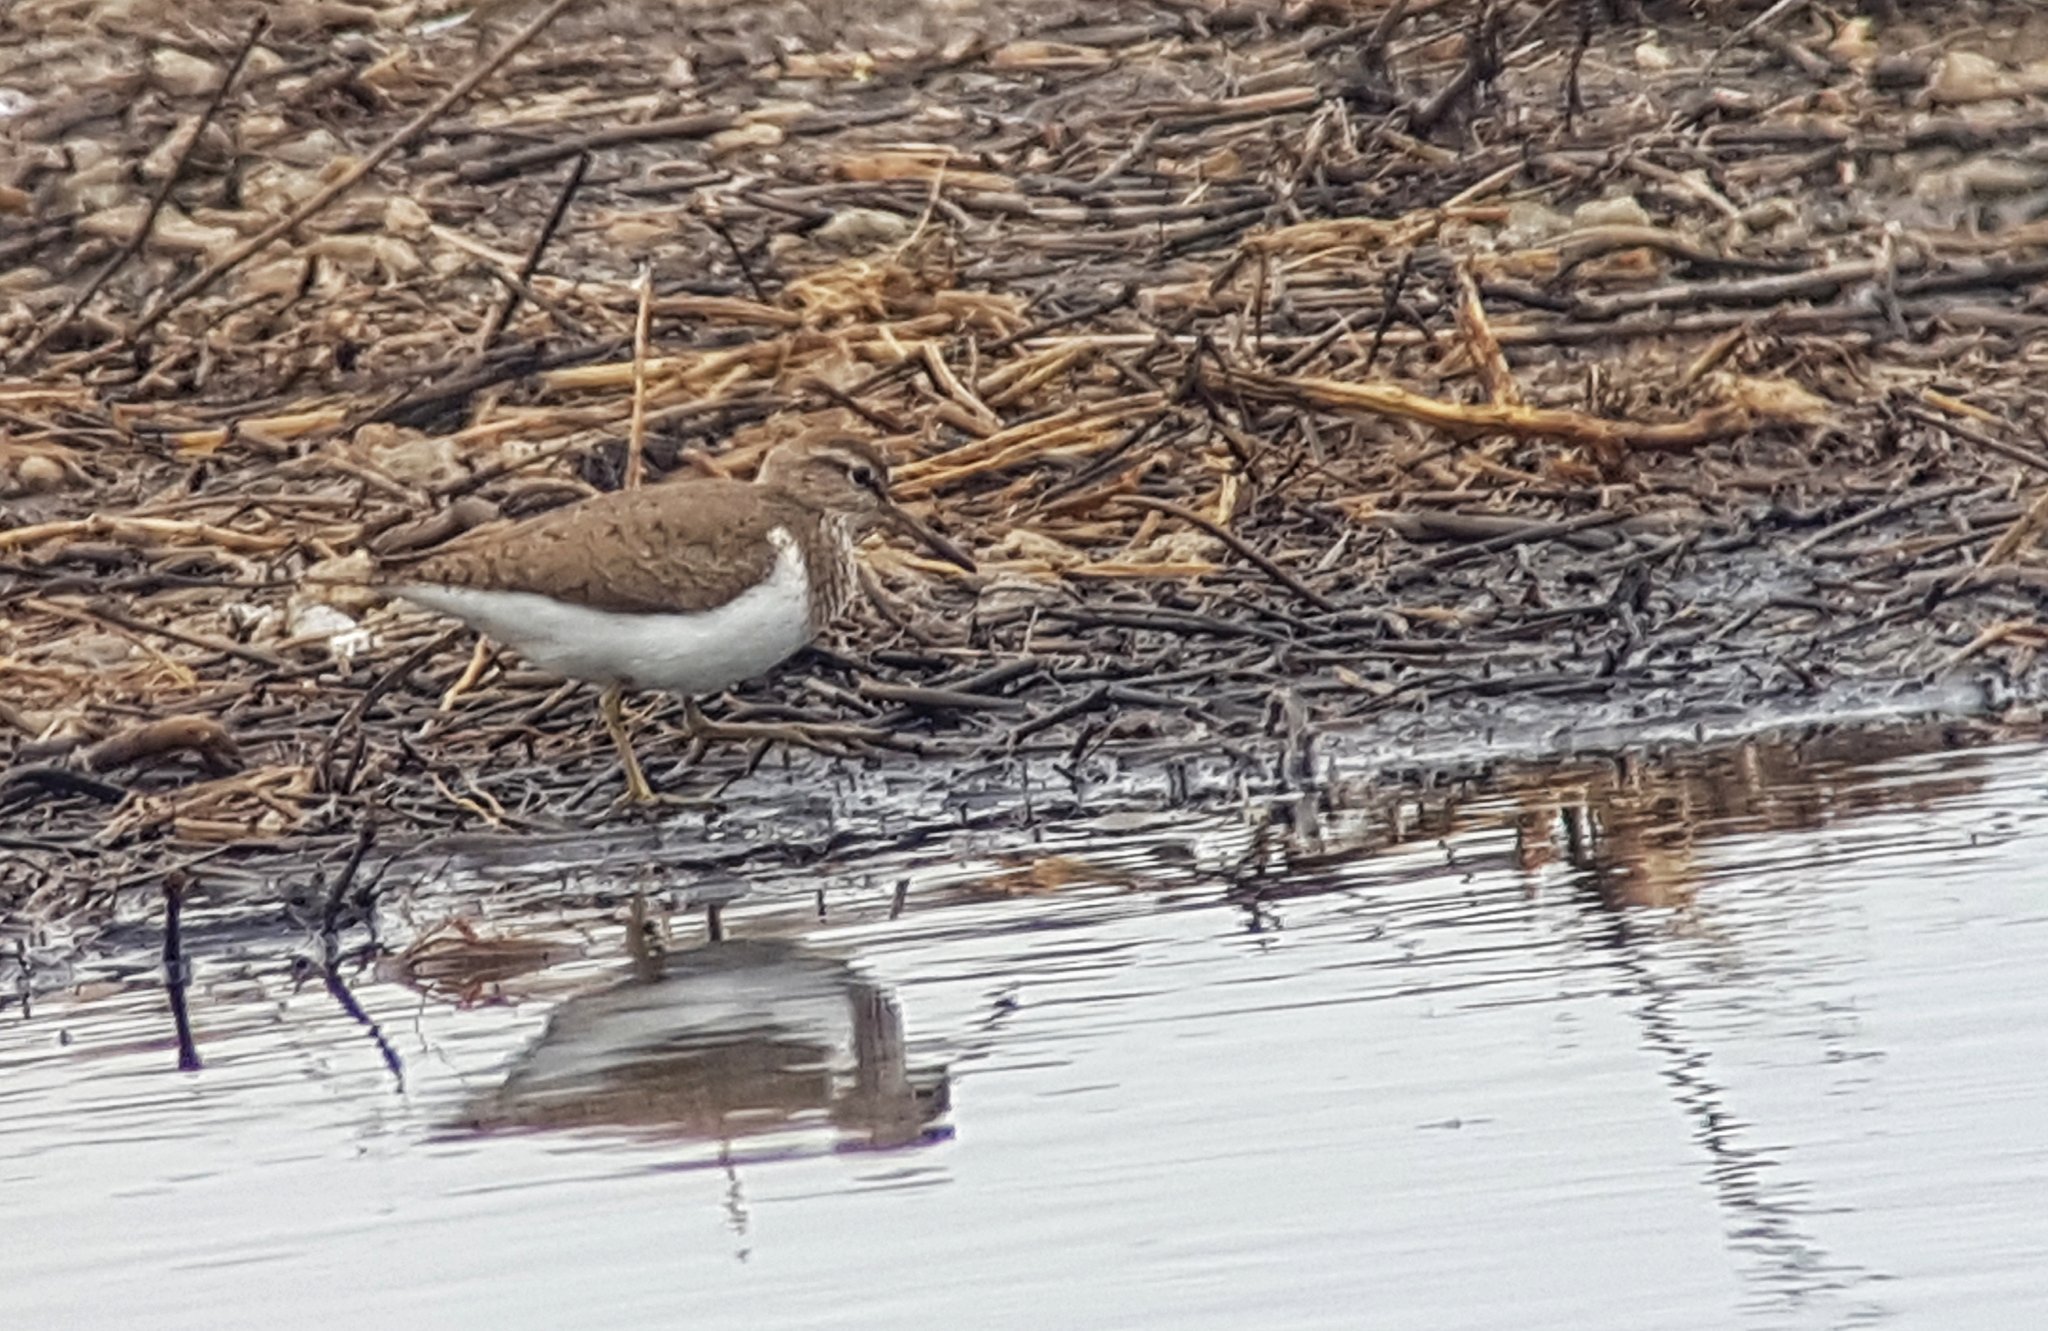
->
[[163, 874, 201, 1073]]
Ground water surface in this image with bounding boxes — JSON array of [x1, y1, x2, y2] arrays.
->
[[4, 724, 2046, 1329]]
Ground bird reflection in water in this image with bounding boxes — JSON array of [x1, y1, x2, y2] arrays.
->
[[460, 938, 950, 1155]]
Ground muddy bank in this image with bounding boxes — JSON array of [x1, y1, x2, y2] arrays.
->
[[9, 1, 2048, 923]]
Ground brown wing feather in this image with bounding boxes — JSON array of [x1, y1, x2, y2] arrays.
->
[[403, 477, 793, 614]]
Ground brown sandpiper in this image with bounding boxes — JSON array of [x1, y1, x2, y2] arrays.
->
[[384, 435, 974, 802]]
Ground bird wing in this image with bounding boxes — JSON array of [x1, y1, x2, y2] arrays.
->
[[401, 478, 790, 615]]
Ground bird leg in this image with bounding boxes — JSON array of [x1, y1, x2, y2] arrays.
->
[[599, 683, 657, 803]]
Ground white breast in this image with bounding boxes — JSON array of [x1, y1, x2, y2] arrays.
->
[[397, 527, 816, 696]]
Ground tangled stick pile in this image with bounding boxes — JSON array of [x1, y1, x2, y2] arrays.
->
[[7, 0, 2048, 917]]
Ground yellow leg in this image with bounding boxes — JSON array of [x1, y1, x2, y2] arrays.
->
[[600, 683, 656, 802]]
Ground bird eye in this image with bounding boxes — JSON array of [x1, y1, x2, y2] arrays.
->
[[849, 464, 878, 490]]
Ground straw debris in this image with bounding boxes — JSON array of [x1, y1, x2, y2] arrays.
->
[[9, 0, 2048, 917]]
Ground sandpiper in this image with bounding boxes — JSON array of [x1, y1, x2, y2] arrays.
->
[[387, 435, 973, 801]]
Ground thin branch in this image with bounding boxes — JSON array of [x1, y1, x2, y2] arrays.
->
[[1117, 494, 1339, 613], [475, 150, 590, 356], [626, 262, 654, 489]]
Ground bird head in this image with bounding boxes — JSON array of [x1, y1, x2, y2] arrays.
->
[[758, 436, 975, 572]]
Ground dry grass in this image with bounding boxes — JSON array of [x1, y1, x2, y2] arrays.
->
[[7, 0, 2048, 916]]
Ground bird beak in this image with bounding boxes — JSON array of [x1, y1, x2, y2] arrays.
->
[[882, 500, 977, 573]]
